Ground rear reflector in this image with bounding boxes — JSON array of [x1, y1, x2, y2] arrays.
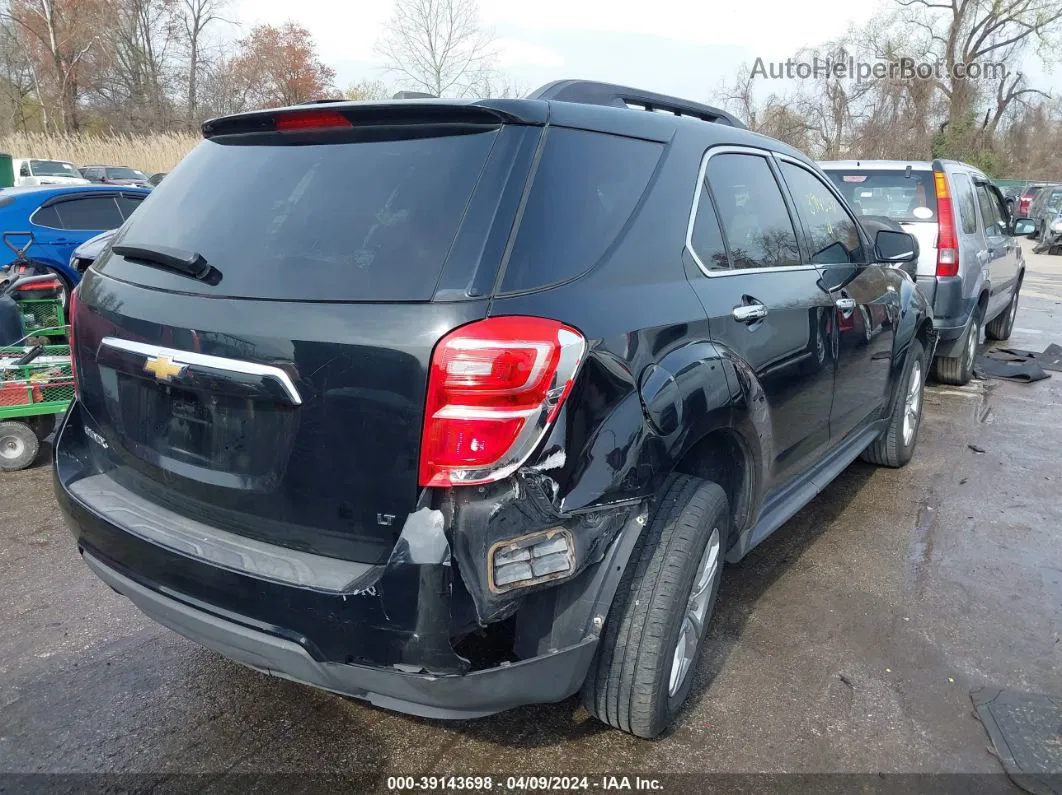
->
[[275, 109, 352, 131], [489, 528, 575, 591], [419, 316, 586, 487], [934, 170, 959, 277]]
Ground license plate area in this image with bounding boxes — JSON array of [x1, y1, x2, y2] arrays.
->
[[113, 373, 294, 478]]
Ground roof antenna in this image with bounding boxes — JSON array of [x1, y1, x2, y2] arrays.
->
[[905, 164, 912, 179]]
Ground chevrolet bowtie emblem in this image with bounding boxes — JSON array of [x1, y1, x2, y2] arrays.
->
[[143, 355, 186, 382]]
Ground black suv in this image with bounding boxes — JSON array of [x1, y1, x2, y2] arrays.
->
[[55, 81, 935, 738]]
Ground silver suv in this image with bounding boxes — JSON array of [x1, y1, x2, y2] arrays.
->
[[820, 159, 1025, 385]]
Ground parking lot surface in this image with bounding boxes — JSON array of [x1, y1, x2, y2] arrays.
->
[[2, 252, 1060, 790]]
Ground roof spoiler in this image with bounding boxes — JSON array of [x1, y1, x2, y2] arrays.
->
[[529, 79, 746, 128]]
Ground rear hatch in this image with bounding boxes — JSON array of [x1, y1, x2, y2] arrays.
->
[[824, 167, 938, 279], [73, 105, 542, 564]]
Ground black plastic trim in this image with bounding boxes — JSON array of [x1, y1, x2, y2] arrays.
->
[[82, 551, 597, 719]]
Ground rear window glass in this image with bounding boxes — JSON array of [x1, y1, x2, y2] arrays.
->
[[823, 169, 937, 223], [102, 129, 499, 301], [498, 128, 661, 293]]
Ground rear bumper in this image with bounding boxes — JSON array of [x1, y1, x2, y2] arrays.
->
[[80, 549, 596, 719], [54, 401, 616, 718], [927, 275, 976, 349]]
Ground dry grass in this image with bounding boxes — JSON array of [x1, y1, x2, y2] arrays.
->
[[0, 131, 199, 174]]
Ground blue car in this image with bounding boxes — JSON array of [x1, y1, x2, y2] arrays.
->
[[0, 185, 150, 297]]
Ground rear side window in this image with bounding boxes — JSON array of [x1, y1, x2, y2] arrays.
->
[[780, 161, 863, 264], [103, 129, 500, 301], [55, 196, 124, 230], [975, 184, 1007, 237], [955, 175, 979, 235], [705, 152, 800, 269], [824, 169, 937, 223], [31, 204, 62, 228], [498, 128, 661, 293]]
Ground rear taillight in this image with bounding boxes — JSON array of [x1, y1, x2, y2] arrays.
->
[[419, 316, 586, 488], [68, 287, 80, 399], [15, 278, 61, 292], [934, 170, 959, 277]]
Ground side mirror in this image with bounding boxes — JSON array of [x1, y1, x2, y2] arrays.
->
[[1012, 217, 1036, 236], [874, 229, 919, 279]]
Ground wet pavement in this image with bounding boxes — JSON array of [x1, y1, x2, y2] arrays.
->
[[1, 253, 1060, 789]]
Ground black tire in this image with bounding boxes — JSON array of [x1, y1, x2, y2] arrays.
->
[[582, 474, 728, 738], [933, 308, 980, 386], [0, 421, 40, 471], [862, 338, 926, 468], [985, 281, 1020, 341]]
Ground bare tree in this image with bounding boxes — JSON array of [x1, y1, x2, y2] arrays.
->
[[896, 0, 1062, 157], [102, 0, 181, 130], [0, 16, 36, 130], [3, 0, 104, 132], [345, 78, 390, 100], [179, 0, 228, 127], [375, 0, 495, 97]]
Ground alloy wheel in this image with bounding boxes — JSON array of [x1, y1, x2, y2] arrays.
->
[[902, 360, 923, 446], [668, 527, 721, 697]]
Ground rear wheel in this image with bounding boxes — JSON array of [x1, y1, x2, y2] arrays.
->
[[862, 338, 926, 467], [582, 474, 728, 738], [934, 308, 980, 386], [0, 422, 40, 471], [985, 282, 1020, 341]]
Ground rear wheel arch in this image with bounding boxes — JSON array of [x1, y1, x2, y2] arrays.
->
[[673, 428, 757, 550]]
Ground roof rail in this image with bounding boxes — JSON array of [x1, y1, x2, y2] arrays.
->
[[528, 79, 745, 129]]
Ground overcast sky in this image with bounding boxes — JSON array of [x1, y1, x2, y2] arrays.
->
[[233, 0, 1061, 103]]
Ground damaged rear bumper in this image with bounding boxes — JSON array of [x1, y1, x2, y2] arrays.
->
[[54, 401, 638, 718], [81, 550, 597, 719]]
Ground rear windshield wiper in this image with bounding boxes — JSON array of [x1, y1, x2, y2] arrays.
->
[[112, 243, 214, 281]]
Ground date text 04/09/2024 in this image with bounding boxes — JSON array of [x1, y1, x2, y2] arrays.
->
[[386, 776, 664, 791]]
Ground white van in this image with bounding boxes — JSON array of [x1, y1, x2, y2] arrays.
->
[[13, 158, 91, 186]]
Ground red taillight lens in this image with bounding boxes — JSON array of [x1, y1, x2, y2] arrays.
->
[[275, 109, 352, 131], [419, 316, 586, 488], [16, 278, 62, 292], [934, 170, 959, 277], [68, 286, 80, 399]]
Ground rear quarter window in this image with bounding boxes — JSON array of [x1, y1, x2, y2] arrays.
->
[[497, 128, 662, 294], [955, 175, 979, 235]]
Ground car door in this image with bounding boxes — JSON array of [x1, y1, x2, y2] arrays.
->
[[777, 156, 898, 441], [685, 147, 836, 490], [32, 195, 125, 265], [973, 180, 1019, 316]]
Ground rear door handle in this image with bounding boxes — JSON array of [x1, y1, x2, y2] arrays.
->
[[835, 298, 856, 314], [732, 304, 768, 323]]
